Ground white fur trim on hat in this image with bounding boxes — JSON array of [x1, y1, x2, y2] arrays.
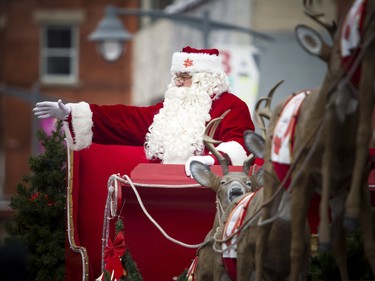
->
[[216, 141, 247, 165], [63, 102, 93, 151], [171, 52, 224, 74]]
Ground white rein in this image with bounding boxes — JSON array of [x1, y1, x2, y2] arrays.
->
[[104, 174, 208, 249]]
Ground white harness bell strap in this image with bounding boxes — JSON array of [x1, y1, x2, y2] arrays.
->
[[271, 90, 310, 165], [186, 256, 199, 281], [221, 191, 256, 281]]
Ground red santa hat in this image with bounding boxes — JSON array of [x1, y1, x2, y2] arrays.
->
[[170, 46, 224, 74]]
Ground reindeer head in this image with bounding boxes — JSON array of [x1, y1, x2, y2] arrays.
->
[[295, 1, 342, 79], [190, 161, 262, 210], [189, 111, 264, 211]]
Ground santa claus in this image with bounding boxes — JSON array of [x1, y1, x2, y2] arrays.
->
[[33, 46, 255, 175]]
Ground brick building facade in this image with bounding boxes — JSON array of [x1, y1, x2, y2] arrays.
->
[[0, 0, 140, 202]]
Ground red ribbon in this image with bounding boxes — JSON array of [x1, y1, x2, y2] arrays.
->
[[103, 231, 127, 280]]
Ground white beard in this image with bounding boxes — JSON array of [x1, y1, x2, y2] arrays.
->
[[145, 83, 213, 164]]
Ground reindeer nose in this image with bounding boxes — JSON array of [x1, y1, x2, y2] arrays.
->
[[229, 186, 244, 201]]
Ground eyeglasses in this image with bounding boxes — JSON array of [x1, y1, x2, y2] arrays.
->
[[173, 73, 192, 84]]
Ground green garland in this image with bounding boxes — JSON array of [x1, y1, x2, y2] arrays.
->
[[102, 218, 143, 281]]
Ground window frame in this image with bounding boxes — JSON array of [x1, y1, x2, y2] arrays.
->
[[40, 23, 79, 85]]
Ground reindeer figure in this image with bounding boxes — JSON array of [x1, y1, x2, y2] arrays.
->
[[188, 111, 309, 281], [255, 1, 375, 281], [229, 184, 310, 281], [186, 113, 263, 281]]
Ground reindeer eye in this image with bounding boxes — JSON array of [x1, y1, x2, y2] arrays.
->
[[246, 181, 252, 186], [220, 180, 226, 185]]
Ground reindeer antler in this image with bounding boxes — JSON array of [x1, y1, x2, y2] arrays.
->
[[203, 109, 231, 175], [243, 153, 255, 175], [255, 97, 271, 139], [303, 0, 336, 37], [255, 80, 284, 139]]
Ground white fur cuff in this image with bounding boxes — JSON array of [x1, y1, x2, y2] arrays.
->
[[216, 141, 247, 165], [63, 102, 93, 151]]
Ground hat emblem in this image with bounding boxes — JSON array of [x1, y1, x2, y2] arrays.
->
[[183, 58, 194, 68]]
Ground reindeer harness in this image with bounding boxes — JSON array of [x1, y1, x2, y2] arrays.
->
[[221, 191, 258, 281], [340, 0, 367, 87], [186, 191, 258, 281], [271, 90, 310, 188]]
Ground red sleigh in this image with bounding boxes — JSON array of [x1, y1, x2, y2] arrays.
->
[[65, 143, 247, 281], [65, 143, 375, 281]]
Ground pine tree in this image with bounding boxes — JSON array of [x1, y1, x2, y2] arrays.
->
[[5, 121, 66, 281], [5, 120, 143, 281]]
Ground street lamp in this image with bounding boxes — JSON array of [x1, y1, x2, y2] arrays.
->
[[88, 6, 132, 62], [88, 5, 273, 62]]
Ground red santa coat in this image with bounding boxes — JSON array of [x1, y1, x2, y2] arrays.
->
[[64, 92, 254, 165]]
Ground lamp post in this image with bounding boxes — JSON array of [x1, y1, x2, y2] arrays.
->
[[88, 5, 273, 62], [88, 6, 132, 62]]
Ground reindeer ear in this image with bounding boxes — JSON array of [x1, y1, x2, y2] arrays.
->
[[255, 166, 264, 187], [244, 130, 265, 159], [190, 160, 221, 191], [295, 24, 325, 57]]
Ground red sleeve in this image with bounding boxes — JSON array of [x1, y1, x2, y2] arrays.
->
[[89, 102, 163, 146], [209, 92, 255, 155]]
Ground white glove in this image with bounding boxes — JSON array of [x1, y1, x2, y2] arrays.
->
[[32, 99, 72, 120], [185, 155, 215, 177]]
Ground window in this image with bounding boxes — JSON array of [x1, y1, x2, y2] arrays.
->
[[40, 24, 78, 85]]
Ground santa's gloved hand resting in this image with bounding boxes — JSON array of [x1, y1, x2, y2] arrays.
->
[[33, 99, 71, 120]]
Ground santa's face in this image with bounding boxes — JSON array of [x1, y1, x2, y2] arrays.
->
[[144, 73, 216, 164], [173, 72, 192, 87]]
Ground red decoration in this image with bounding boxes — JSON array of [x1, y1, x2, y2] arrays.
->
[[30, 192, 40, 201], [103, 231, 127, 280], [30, 192, 54, 206], [183, 58, 194, 68]]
